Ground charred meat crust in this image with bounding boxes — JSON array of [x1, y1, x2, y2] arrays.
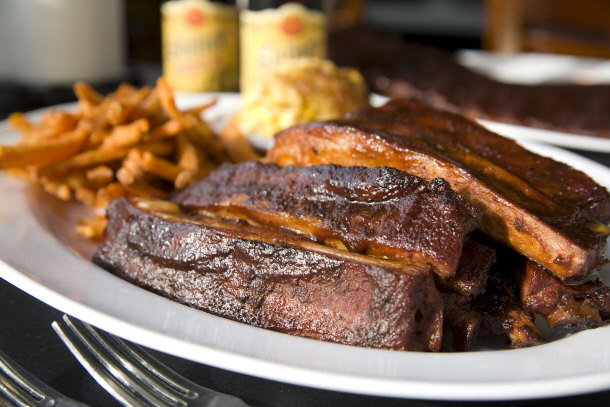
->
[[94, 197, 444, 352], [267, 99, 610, 281], [172, 161, 481, 279], [439, 240, 495, 297], [474, 271, 545, 348], [442, 292, 481, 352]]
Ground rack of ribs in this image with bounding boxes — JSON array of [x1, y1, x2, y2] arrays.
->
[[267, 98, 610, 282], [328, 28, 610, 139], [93, 197, 444, 352], [172, 162, 481, 279], [171, 162, 502, 351]]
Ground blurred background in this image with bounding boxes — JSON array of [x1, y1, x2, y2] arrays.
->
[[1, 0, 609, 119]]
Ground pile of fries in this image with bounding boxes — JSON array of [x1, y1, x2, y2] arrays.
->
[[0, 77, 257, 238]]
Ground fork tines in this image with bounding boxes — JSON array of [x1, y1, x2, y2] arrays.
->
[[52, 315, 250, 407], [0, 351, 50, 407], [0, 348, 87, 407]]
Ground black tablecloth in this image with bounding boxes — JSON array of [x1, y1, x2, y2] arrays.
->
[[1, 84, 610, 406], [2, 276, 610, 407]]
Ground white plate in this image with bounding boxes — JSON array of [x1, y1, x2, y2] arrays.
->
[[477, 120, 610, 154], [456, 50, 610, 86], [372, 93, 610, 154], [1, 95, 610, 401]]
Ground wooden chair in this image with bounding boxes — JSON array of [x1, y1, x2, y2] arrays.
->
[[484, 0, 610, 57]]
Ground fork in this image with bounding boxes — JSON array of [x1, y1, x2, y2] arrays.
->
[[52, 315, 251, 407], [0, 348, 89, 407]]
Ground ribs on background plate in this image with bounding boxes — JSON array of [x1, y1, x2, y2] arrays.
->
[[329, 28, 610, 139]]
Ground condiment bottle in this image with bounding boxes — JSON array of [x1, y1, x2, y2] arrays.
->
[[238, 0, 328, 92], [161, 0, 238, 92]]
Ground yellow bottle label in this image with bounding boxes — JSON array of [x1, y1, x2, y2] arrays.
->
[[162, 0, 238, 92], [240, 3, 327, 92]]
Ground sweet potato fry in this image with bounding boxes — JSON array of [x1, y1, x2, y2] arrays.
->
[[219, 121, 261, 163], [116, 165, 167, 199], [2, 76, 232, 238], [86, 165, 115, 186], [94, 182, 127, 211], [37, 147, 129, 177], [186, 99, 217, 116], [157, 77, 181, 119], [101, 118, 149, 150], [75, 216, 108, 239], [7, 112, 34, 134], [0, 128, 88, 169], [139, 151, 181, 182]]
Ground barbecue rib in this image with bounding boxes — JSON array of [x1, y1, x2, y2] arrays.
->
[[266, 99, 610, 281], [439, 239, 495, 351], [518, 260, 610, 332], [172, 162, 481, 278], [94, 197, 444, 351], [442, 292, 481, 352], [329, 28, 610, 139], [440, 240, 495, 297], [474, 270, 545, 348]]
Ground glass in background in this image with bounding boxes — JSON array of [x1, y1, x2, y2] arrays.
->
[[0, 0, 126, 87], [161, 0, 239, 92], [238, 0, 329, 92]]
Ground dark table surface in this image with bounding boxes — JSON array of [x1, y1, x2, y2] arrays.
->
[[1, 83, 610, 407]]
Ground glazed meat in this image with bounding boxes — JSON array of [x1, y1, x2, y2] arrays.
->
[[474, 270, 545, 348], [442, 292, 481, 352], [440, 240, 495, 297], [267, 98, 610, 281], [94, 197, 444, 352], [440, 240, 495, 351], [518, 261, 610, 332], [173, 162, 481, 278]]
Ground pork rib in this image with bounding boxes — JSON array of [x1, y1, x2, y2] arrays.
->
[[94, 197, 444, 352], [439, 239, 495, 297], [518, 260, 610, 332], [328, 28, 610, 139], [172, 161, 481, 278], [474, 270, 545, 348], [267, 98, 610, 281]]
